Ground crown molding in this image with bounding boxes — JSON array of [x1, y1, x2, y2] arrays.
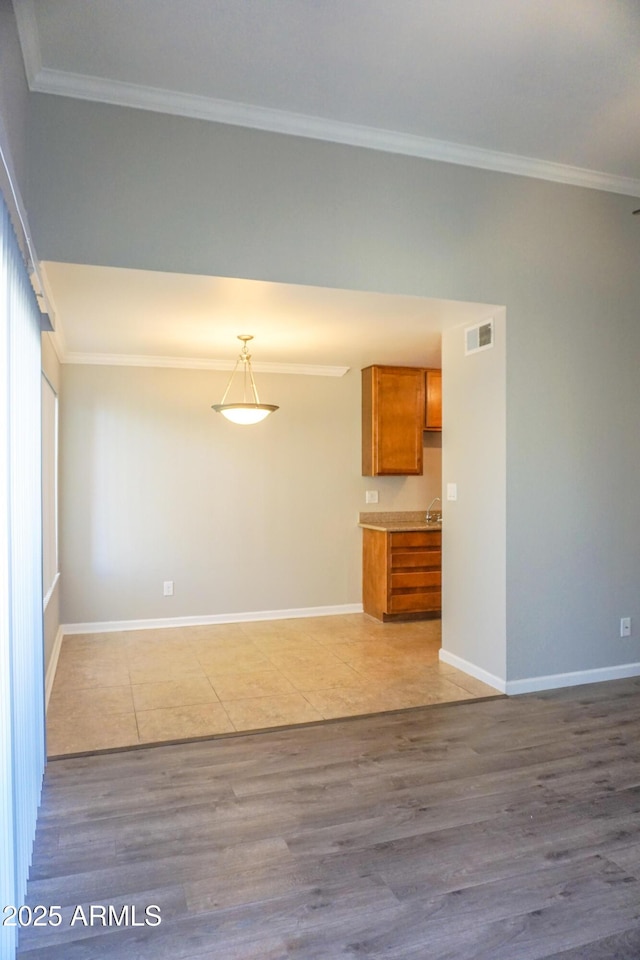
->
[[44, 335, 350, 377], [0, 98, 55, 327], [12, 0, 41, 88], [14, 0, 640, 197], [18, 64, 639, 199], [36, 260, 349, 376], [62, 352, 350, 377]]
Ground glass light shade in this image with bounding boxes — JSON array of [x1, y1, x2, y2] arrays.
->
[[212, 403, 279, 425]]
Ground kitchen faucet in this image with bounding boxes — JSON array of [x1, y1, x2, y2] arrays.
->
[[426, 496, 441, 523]]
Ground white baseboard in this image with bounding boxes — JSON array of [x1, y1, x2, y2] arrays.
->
[[505, 661, 640, 695], [439, 647, 640, 696], [45, 625, 65, 711], [61, 603, 364, 636], [438, 648, 506, 693]]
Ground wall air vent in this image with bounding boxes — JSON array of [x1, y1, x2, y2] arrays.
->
[[465, 318, 494, 355]]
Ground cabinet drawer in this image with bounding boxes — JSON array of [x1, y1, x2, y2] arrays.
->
[[390, 531, 441, 549], [391, 570, 441, 590], [391, 550, 441, 570], [389, 591, 441, 613]]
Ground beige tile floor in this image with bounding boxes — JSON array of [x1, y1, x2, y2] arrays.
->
[[46, 614, 500, 757]]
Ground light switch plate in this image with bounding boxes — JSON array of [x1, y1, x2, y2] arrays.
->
[[446, 483, 457, 501], [365, 490, 379, 504]]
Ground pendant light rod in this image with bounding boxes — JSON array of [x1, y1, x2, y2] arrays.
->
[[217, 335, 255, 405]]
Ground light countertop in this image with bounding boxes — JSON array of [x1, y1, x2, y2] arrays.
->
[[358, 510, 442, 533]]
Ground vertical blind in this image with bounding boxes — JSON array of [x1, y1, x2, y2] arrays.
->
[[0, 192, 45, 960]]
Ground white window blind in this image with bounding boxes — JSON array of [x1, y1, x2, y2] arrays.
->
[[0, 190, 46, 960]]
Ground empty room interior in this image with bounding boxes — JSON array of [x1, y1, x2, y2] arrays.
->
[[2, 2, 640, 958]]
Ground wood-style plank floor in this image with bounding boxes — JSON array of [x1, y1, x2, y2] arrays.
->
[[20, 676, 640, 959]]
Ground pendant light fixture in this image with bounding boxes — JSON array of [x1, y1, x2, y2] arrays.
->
[[211, 334, 279, 424]]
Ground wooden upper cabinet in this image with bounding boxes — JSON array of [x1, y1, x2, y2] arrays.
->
[[424, 368, 442, 432], [362, 365, 425, 476]]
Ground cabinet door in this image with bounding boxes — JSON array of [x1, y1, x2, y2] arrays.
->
[[362, 366, 424, 476], [362, 527, 389, 621], [424, 369, 442, 431]]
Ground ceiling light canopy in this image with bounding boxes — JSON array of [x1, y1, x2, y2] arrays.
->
[[211, 334, 279, 425]]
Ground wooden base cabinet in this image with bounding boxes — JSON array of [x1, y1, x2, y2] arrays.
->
[[362, 527, 441, 621]]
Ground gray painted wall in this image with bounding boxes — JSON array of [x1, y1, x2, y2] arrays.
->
[[0, 3, 61, 677], [0, 0, 30, 200], [26, 94, 640, 683], [441, 311, 506, 685]]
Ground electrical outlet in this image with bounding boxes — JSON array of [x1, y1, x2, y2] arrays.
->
[[446, 482, 457, 501], [365, 490, 379, 504], [620, 617, 631, 637], [163, 580, 174, 597]]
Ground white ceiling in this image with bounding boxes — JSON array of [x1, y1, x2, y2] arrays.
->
[[15, 0, 640, 368], [43, 263, 497, 372]]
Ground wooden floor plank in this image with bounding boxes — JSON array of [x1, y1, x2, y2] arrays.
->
[[18, 679, 640, 959]]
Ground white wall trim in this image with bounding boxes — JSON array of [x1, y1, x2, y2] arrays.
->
[[12, 0, 41, 89], [42, 569, 60, 611], [16, 65, 640, 199], [44, 625, 64, 711], [12, 0, 640, 201], [62, 352, 350, 377], [439, 648, 506, 694], [440, 648, 640, 696], [34, 265, 349, 376], [505, 662, 640, 696], [0, 75, 53, 325], [61, 603, 364, 636], [44, 329, 65, 364]]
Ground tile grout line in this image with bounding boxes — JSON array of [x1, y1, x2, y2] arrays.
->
[[46, 617, 495, 757]]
